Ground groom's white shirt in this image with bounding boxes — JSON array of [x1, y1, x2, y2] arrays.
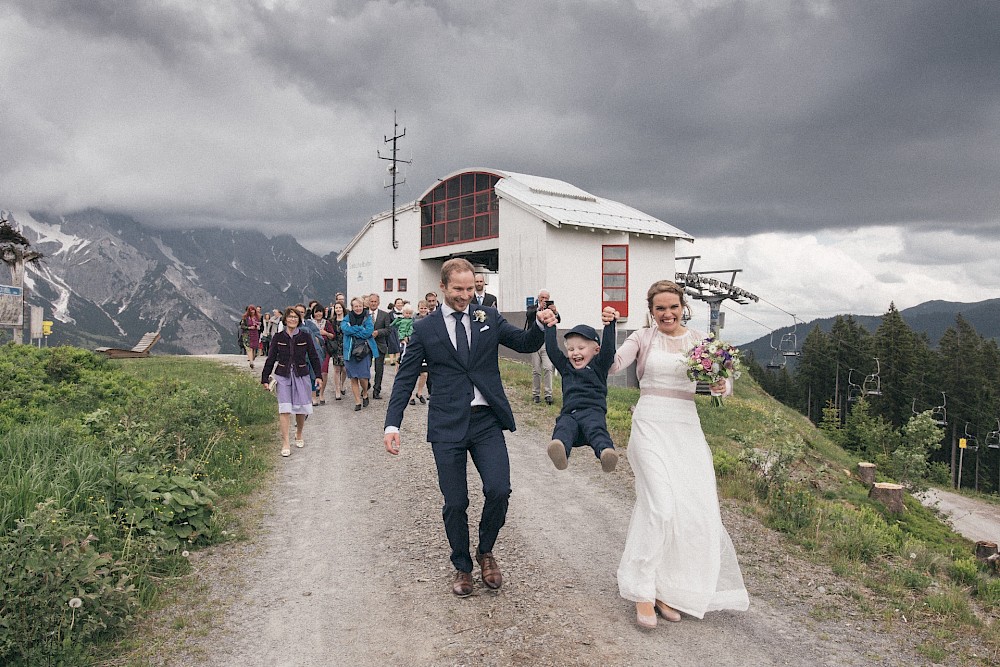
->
[[440, 302, 488, 408]]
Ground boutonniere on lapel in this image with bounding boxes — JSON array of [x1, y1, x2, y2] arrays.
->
[[472, 309, 487, 323]]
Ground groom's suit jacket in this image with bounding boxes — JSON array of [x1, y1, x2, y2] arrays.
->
[[385, 305, 544, 442]]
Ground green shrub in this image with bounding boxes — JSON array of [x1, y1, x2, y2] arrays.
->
[[0, 501, 136, 666], [948, 557, 981, 587], [975, 578, 1000, 611], [767, 485, 817, 534], [927, 462, 951, 486], [114, 470, 218, 552], [826, 504, 902, 562], [713, 449, 742, 477]]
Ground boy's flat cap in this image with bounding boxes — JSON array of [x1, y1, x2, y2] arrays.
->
[[564, 324, 600, 343]]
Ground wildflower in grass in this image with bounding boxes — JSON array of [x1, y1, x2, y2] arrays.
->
[[68, 598, 82, 609]]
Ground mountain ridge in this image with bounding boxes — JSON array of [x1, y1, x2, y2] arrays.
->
[[741, 298, 1000, 367], [11, 209, 346, 354]]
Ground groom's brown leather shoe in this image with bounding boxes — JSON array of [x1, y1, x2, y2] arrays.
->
[[452, 570, 474, 597], [476, 551, 503, 589]]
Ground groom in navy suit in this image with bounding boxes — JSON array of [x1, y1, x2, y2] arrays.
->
[[384, 258, 556, 597]]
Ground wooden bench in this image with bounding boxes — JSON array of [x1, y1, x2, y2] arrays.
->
[[95, 332, 161, 359]]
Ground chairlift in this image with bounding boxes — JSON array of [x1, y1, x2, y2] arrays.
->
[[930, 392, 947, 426], [766, 331, 785, 370], [847, 369, 862, 404], [910, 391, 944, 426], [778, 320, 799, 357], [862, 358, 882, 397], [986, 419, 1000, 450], [964, 423, 978, 452]]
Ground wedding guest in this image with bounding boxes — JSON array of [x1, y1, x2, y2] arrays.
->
[[409, 300, 430, 405], [260, 311, 274, 356], [384, 258, 555, 597], [391, 303, 415, 357], [473, 273, 497, 307], [385, 297, 406, 366], [524, 290, 559, 404], [368, 294, 392, 399], [342, 297, 377, 411], [308, 305, 336, 405], [260, 307, 320, 457], [328, 302, 347, 400], [425, 291, 439, 312], [544, 308, 619, 473], [611, 280, 748, 628], [240, 305, 261, 370]]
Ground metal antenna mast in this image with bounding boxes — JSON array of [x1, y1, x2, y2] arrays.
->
[[377, 111, 411, 250], [675, 256, 759, 336]]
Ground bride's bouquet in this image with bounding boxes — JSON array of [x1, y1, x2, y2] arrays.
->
[[686, 334, 742, 406]]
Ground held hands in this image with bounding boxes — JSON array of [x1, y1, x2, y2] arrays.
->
[[536, 307, 558, 328], [384, 432, 401, 455], [710, 379, 728, 395], [602, 306, 619, 324]]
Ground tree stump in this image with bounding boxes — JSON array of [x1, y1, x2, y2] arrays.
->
[[869, 482, 905, 514], [857, 462, 877, 488], [975, 541, 998, 562]]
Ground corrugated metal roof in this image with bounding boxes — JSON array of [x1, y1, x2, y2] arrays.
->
[[495, 171, 694, 242]]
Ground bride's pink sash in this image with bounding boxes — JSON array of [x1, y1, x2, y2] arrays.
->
[[640, 387, 694, 401]]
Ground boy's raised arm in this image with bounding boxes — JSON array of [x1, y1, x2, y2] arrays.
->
[[544, 324, 570, 374]]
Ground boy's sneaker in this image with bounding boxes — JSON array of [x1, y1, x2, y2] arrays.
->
[[547, 439, 568, 470], [600, 448, 619, 473]]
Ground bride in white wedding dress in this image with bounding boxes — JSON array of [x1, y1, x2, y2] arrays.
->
[[611, 280, 749, 629]]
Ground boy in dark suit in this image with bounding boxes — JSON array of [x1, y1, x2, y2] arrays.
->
[[544, 307, 620, 473], [384, 258, 556, 597]]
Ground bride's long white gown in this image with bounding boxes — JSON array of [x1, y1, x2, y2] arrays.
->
[[617, 329, 749, 618]]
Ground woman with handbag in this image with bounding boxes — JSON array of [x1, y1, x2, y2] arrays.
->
[[342, 296, 379, 411], [260, 307, 321, 457]]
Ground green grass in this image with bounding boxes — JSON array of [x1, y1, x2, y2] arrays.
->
[[0, 345, 277, 665]]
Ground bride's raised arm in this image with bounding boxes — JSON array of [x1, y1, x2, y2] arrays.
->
[[609, 329, 642, 375]]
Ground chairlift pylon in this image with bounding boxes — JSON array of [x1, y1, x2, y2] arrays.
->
[[863, 358, 882, 397]]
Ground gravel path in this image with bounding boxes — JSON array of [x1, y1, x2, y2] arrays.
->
[[918, 488, 1000, 545], [160, 356, 950, 667]]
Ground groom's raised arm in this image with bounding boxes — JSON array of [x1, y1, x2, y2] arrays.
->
[[498, 306, 555, 353]]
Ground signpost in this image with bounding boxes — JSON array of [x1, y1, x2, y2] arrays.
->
[[0, 284, 22, 327]]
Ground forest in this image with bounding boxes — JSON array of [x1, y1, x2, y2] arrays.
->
[[749, 303, 1000, 493]]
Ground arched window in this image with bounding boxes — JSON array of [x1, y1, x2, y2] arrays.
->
[[420, 172, 500, 248]]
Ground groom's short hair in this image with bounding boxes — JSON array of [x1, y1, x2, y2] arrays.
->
[[441, 258, 475, 286]]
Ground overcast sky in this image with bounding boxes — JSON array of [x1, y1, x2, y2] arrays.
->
[[2, 0, 998, 343]]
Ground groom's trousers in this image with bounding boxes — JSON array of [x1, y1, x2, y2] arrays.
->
[[430, 406, 511, 573]]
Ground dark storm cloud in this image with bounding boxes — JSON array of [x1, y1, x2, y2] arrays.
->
[[1, 0, 998, 250]]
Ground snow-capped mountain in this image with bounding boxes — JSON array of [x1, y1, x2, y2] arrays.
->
[[11, 209, 346, 354]]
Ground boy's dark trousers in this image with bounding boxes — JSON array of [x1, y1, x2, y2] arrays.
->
[[552, 407, 614, 459]]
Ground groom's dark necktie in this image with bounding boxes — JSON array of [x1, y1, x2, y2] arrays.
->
[[452, 311, 470, 365]]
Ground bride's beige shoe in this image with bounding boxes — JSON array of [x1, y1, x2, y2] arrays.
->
[[635, 602, 656, 629], [654, 600, 681, 622]]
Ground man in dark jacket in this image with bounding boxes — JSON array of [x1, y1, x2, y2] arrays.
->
[[368, 294, 393, 399]]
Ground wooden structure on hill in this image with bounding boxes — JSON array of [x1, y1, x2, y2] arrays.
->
[[95, 332, 161, 359]]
